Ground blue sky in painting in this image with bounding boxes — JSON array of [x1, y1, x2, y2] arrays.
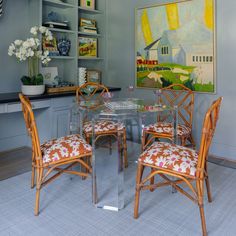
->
[[136, 0, 212, 55]]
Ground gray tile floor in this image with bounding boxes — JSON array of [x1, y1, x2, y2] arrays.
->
[[1, 143, 236, 235]]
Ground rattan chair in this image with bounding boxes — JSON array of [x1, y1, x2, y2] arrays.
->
[[76, 82, 128, 167], [19, 94, 92, 216], [141, 84, 195, 151], [134, 97, 222, 236]]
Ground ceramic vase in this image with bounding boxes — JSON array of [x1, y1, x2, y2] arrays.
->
[[58, 38, 71, 56]]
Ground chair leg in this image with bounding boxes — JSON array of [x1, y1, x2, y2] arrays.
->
[[141, 131, 146, 152], [80, 136, 91, 180], [188, 133, 196, 149], [123, 130, 128, 168], [31, 152, 36, 188], [134, 163, 144, 219], [205, 162, 212, 203], [31, 165, 35, 189], [197, 180, 208, 236], [34, 168, 43, 216], [180, 137, 186, 146], [150, 168, 155, 192]]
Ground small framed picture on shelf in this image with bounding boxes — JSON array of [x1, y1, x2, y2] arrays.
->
[[42, 36, 59, 56], [40, 67, 58, 86], [80, 18, 96, 28], [87, 69, 101, 84], [78, 37, 97, 57], [80, 0, 95, 10]]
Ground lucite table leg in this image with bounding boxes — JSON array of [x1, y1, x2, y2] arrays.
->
[[92, 118, 98, 205], [117, 118, 124, 210], [92, 117, 125, 211]]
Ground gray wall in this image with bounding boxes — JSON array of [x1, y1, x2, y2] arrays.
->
[[105, 0, 236, 160], [0, 0, 236, 160], [0, 0, 29, 93]]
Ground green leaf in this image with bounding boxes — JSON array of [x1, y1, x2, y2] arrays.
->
[[21, 76, 32, 85], [21, 74, 44, 85]]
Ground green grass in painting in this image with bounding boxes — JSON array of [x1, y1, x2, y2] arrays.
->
[[136, 63, 214, 92], [159, 63, 196, 72], [194, 83, 214, 92]]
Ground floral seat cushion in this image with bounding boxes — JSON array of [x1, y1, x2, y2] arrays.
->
[[41, 135, 92, 164], [143, 122, 191, 136], [139, 142, 198, 176], [83, 120, 125, 134]]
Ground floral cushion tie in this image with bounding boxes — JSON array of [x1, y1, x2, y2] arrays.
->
[[143, 122, 191, 136], [41, 135, 92, 164], [139, 142, 198, 176], [83, 120, 125, 134]]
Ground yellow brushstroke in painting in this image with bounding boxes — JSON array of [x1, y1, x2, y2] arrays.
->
[[141, 9, 153, 45], [204, 0, 213, 30], [166, 3, 179, 30]]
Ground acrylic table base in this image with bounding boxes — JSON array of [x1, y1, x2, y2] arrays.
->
[[92, 129, 124, 211]]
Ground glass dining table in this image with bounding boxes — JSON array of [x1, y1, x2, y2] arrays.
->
[[70, 98, 178, 211]]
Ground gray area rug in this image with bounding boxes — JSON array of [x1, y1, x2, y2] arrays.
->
[[0, 154, 236, 235]]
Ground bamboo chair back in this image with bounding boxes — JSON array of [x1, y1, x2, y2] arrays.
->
[[19, 93, 42, 167], [197, 97, 222, 177], [76, 82, 109, 103], [159, 84, 194, 129]]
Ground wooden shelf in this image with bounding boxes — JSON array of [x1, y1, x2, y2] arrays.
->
[[78, 6, 102, 14], [43, 0, 76, 8]]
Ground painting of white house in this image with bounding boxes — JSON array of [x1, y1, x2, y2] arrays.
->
[[136, 0, 215, 92]]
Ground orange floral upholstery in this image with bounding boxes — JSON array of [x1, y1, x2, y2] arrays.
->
[[143, 122, 191, 136], [139, 142, 198, 176], [41, 135, 92, 164], [83, 120, 125, 134]]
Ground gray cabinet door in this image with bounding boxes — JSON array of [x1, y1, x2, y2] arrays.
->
[[52, 108, 71, 138]]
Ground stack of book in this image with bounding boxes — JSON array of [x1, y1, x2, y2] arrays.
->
[[43, 21, 69, 30], [79, 26, 97, 34]]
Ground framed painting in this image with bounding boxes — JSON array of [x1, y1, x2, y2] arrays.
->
[[42, 36, 59, 56], [80, 18, 96, 28], [80, 0, 95, 10], [87, 69, 101, 83], [40, 67, 58, 86], [135, 0, 216, 93], [78, 37, 97, 57]]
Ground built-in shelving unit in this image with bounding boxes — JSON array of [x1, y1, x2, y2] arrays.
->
[[28, 0, 106, 86], [77, 0, 106, 84]]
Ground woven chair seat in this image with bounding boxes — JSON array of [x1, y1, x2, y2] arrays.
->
[[41, 135, 92, 164], [83, 120, 125, 134], [139, 142, 198, 176], [143, 122, 191, 137]]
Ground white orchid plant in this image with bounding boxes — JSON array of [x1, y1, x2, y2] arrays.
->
[[8, 26, 53, 85]]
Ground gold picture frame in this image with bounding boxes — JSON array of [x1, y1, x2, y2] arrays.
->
[[80, 18, 96, 28], [87, 69, 101, 84], [42, 36, 59, 56], [80, 0, 95, 10]]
